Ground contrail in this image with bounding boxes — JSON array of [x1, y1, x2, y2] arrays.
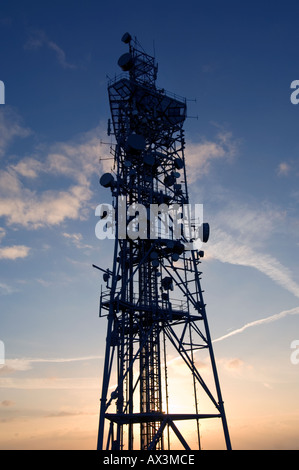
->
[[213, 305, 299, 343], [207, 229, 299, 300]]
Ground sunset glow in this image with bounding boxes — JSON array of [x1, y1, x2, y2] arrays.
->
[[1, 0, 299, 450]]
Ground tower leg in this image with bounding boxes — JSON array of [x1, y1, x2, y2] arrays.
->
[[192, 250, 232, 450], [97, 312, 114, 450]]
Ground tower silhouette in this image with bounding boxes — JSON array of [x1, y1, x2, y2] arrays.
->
[[95, 33, 231, 451]]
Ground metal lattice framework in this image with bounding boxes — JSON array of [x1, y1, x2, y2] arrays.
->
[[95, 33, 231, 451]]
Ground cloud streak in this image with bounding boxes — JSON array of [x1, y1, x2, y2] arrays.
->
[[24, 30, 77, 70], [62, 232, 92, 250], [0, 282, 16, 295], [1, 355, 102, 374], [0, 355, 103, 390], [214, 305, 299, 343], [0, 377, 99, 390], [197, 197, 299, 300], [191, 191, 299, 344], [207, 228, 299, 299]]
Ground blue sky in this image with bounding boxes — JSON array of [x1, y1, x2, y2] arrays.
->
[[0, 0, 299, 449]]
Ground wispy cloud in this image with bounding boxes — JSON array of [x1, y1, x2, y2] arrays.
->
[[0, 224, 30, 261], [0, 121, 106, 229], [24, 30, 77, 70], [214, 305, 299, 343], [1, 355, 102, 375], [198, 197, 299, 299], [0, 282, 16, 295], [0, 355, 102, 390], [11, 158, 42, 178], [0, 180, 91, 229], [185, 131, 238, 182], [0, 107, 31, 157], [1, 400, 15, 407], [0, 376, 99, 390], [0, 228, 5, 242], [277, 161, 291, 176], [189, 166, 299, 346], [0, 245, 30, 260], [45, 410, 95, 418], [276, 160, 299, 177], [206, 228, 299, 299], [62, 232, 92, 250]]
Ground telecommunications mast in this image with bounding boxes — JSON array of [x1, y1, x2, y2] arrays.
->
[[95, 33, 231, 451]]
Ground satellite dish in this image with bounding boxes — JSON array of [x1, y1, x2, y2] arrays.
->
[[100, 173, 114, 188], [118, 53, 134, 71], [127, 134, 146, 153], [174, 158, 184, 170], [121, 32, 132, 44], [202, 223, 210, 243], [143, 154, 155, 166], [164, 174, 176, 187], [161, 276, 173, 291]]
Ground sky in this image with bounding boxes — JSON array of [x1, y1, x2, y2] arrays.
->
[[0, 0, 299, 450]]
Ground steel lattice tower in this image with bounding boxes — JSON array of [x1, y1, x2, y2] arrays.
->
[[95, 33, 231, 451]]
